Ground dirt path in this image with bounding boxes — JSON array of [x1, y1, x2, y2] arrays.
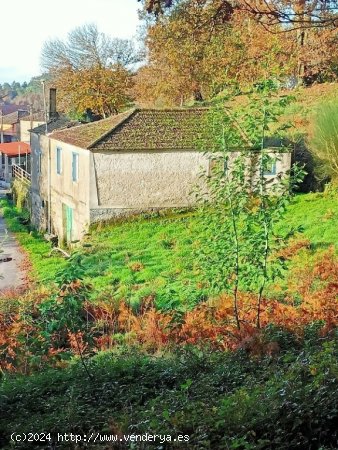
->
[[0, 211, 27, 294]]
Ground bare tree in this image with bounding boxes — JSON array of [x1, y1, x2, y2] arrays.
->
[[41, 23, 140, 72]]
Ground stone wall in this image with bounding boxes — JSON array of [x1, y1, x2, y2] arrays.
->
[[90, 150, 209, 209]]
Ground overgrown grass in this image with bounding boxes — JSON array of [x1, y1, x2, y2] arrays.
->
[[0, 331, 337, 449], [78, 192, 338, 309], [2, 192, 337, 308], [82, 210, 204, 310], [0, 199, 66, 284], [277, 192, 338, 250]]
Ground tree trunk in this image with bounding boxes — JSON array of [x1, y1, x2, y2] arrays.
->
[[295, 0, 308, 85], [193, 89, 203, 102]]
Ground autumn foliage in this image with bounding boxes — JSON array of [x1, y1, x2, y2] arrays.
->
[[1, 247, 337, 373]]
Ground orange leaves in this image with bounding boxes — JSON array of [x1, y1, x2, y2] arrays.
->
[[277, 238, 311, 261], [1, 249, 337, 373], [54, 64, 133, 117], [68, 331, 88, 356]]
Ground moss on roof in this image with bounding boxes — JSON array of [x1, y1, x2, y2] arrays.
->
[[50, 110, 135, 149], [92, 109, 211, 151], [49, 108, 212, 151]]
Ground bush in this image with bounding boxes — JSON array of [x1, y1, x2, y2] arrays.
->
[[0, 337, 337, 449], [309, 101, 338, 183]]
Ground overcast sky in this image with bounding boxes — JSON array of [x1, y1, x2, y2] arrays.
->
[[0, 0, 141, 84]]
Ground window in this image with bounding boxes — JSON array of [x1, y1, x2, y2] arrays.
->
[[264, 160, 277, 176], [72, 152, 79, 182], [56, 147, 62, 174]]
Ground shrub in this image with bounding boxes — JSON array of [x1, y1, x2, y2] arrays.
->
[[309, 101, 338, 183]]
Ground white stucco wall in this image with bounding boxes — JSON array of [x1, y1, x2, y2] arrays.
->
[[31, 134, 91, 242], [20, 120, 45, 143], [90, 150, 209, 211]]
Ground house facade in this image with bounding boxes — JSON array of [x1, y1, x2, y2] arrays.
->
[[30, 109, 291, 243], [0, 142, 31, 183], [20, 112, 46, 143], [0, 110, 29, 143]]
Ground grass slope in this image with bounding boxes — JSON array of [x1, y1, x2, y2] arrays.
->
[[80, 192, 338, 309], [1, 192, 337, 308]]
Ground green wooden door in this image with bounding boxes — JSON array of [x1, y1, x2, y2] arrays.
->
[[63, 204, 73, 243]]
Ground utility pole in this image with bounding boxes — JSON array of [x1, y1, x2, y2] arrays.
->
[[0, 108, 4, 144], [41, 80, 48, 134], [41, 80, 51, 235]]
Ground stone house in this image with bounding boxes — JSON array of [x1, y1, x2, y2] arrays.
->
[[30, 108, 291, 243], [0, 109, 29, 143], [20, 112, 46, 143]]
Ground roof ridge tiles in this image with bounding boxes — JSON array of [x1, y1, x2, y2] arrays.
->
[[45, 107, 212, 151], [87, 108, 137, 149]]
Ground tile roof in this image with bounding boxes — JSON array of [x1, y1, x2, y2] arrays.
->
[[31, 117, 82, 135], [0, 142, 31, 157], [20, 112, 46, 123], [1, 110, 29, 125], [50, 110, 135, 149], [0, 104, 30, 115], [49, 108, 212, 151]]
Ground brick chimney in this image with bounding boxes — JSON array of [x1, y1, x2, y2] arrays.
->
[[48, 88, 58, 120]]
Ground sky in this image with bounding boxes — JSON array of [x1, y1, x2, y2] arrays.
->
[[0, 0, 141, 84]]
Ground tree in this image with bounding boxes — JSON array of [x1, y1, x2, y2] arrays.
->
[[137, 0, 337, 95], [195, 81, 305, 329], [53, 64, 133, 118], [139, 0, 338, 30], [135, 1, 231, 105], [134, 2, 296, 106], [41, 23, 139, 72], [41, 24, 136, 117]]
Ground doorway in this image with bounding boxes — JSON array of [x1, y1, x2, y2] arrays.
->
[[62, 203, 73, 243]]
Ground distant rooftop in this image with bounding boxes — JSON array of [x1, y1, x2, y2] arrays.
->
[[1, 110, 30, 125], [0, 104, 29, 115], [50, 108, 212, 151], [31, 116, 82, 135], [0, 142, 31, 157], [20, 112, 46, 123]]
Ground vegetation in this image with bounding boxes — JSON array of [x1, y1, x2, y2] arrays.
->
[[1, 191, 337, 365], [195, 83, 306, 329], [140, 0, 338, 31], [1, 333, 337, 449], [0, 77, 46, 111], [40, 24, 137, 117], [309, 101, 338, 183], [1, 171, 337, 448], [135, 0, 337, 106], [0, 199, 66, 284], [1, 5, 337, 446]]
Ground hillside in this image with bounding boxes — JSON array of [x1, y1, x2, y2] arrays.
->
[[2, 191, 337, 310], [0, 191, 338, 449]]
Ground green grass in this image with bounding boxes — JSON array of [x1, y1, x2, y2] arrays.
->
[[82, 210, 204, 310], [0, 199, 67, 284], [2, 192, 338, 306], [277, 192, 338, 249], [79, 192, 338, 309]]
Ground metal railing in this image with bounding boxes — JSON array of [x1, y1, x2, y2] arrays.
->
[[11, 164, 31, 183]]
